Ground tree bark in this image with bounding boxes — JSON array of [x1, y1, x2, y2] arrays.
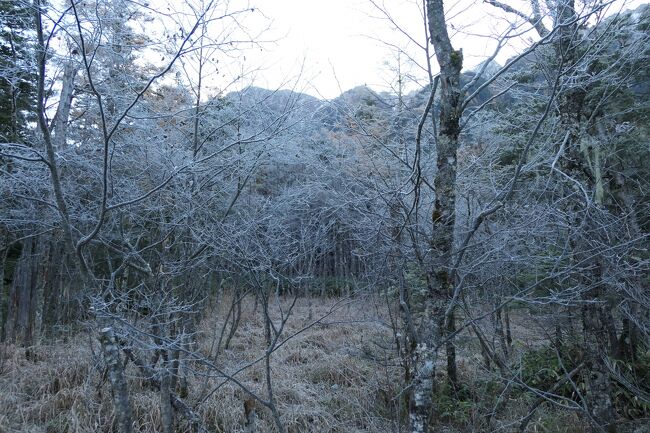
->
[[552, 2, 618, 429], [43, 241, 64, 336], [581, 280, 617, 432], [123, 347, 206, 433], [0, 244, 7, 341], [99, 327, 133, 433], [160, 357, 173, 433], [407, 1, 464, 431], [6, 238, 37, 345]]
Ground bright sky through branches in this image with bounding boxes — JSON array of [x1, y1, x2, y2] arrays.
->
[[242, 0, 647, 99], [44, 0, 647, 100]]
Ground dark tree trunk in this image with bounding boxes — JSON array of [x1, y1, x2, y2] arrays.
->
[[6, 238, 39, 345], [446, 311, 458, 386], [0, 245, 7, 341], [495, 301, 509, 360], [43, 241, 65, 336], [582, 288, 617, 433], [160, 354, 174, 433], [552, 2, 618, 430], [504, 304, 512, 348]]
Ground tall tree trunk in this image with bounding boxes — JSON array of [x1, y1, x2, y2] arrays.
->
[[553, 2, 618, 429], [409, 1, 464, 431], [34, 1, 77, 264]]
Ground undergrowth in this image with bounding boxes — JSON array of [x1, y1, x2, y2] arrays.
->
[[2, 297, 647, 433], [0, 296, 400, 433]]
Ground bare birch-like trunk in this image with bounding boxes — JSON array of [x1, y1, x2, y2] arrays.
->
[[409, 1, 463, 431], [99, 327, 133, 433]]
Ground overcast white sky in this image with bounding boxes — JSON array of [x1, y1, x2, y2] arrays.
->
[[46, 0, 648, 100], [128, 0, 646, 100], [244, 0, 398, 98], [234, 0, 646, 99]]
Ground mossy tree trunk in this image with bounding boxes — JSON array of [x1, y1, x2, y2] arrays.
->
[[408, 1, 463, 432]]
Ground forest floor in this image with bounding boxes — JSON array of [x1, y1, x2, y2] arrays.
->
[[0, 295, 402, 433], [0, 294, 618, 433]]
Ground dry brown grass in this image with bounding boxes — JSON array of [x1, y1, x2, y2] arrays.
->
[[0, 295, 401, 433], [0, 336, 115, 433], [1, 295, 613, 433], [193, 295, 400, 433]]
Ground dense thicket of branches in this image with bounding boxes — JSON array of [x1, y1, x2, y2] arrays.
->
[[0, 1, 648, 432]]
